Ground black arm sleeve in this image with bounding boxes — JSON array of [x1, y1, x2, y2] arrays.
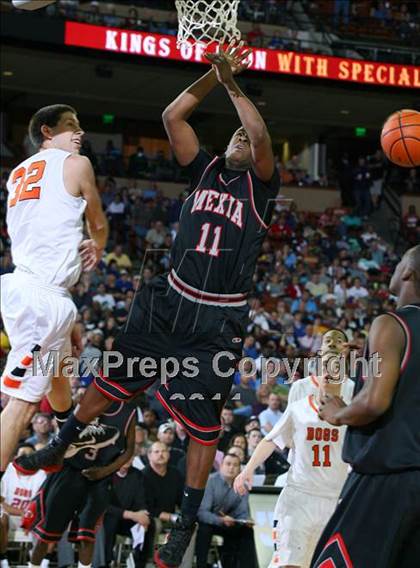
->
[[250, 166, 281, 226], [183, 149, 213, 191]]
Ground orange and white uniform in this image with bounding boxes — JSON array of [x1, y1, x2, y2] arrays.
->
[[1, 463, 46, 530], [266, 382, 354, 568], [1, 149, 85, 402]]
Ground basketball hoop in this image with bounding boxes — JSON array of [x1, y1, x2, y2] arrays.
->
[[175, 0, 241, 48]]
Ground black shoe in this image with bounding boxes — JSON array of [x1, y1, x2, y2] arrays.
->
[[13, 436, 67, 475], [64, 423, 120, 458], [154, 516, 196, 568]]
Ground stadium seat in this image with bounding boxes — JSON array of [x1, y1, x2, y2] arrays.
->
[[7, 528, 32, 565]]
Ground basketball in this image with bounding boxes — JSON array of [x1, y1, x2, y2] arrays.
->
[[380, 109, 420, 168]]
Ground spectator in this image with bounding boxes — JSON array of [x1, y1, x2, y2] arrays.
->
[[246, 22, 265, 47], [368, 150, 384, 209], [103, 458, 153, 567], [218, 406, 238, 453], [305, 273, 329, 298], [142, 408, 159, 441], [268, 30, 285, 49], [348, 277, 369, 300], [298, 324, 322, 353], [107, 194, 126, 241], [244, 416, 261, 434], [157, 422, 185, 468], [93, 283, 116, 310], [172, 422, 189, 453], [133, 422, 150, 471], [105, 244, 133, 270], [143, 442, 184, 527], [196, 453, 257, 568], [145, 220, 168, 248], [25, 414, 53, 448], [128, 146, 149, 178], [352, 157, 372, 218], [258, 393, 283, 435], [231, 372, 258, 416]]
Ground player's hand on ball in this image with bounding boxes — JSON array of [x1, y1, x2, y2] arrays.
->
[[233, 470, 253, 495], [318, 394, 347, 425], [79, 239, 103, 272]]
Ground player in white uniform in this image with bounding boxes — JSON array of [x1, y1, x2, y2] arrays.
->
[[234, 348, 354, 568], [0, 444, 46, 567], [1, 104, 108, 473], [288, 329, 354, 405]]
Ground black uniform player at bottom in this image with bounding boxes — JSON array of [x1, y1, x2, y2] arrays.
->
[[311, 245, 420, 568], [15, 44, 280, 568], [23, 402, 136, 568]]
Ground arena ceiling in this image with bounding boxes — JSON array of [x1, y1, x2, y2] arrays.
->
[[1, 44, 418, 144]]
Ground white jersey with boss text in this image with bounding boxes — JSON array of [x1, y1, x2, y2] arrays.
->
[[1, 463, 46, 512], [265, 394, 350, 499], [287, 375, 355, 406], [6, 148, 86, 288]]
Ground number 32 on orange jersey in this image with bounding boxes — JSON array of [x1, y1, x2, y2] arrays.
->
[[9, 160, 46, 207]]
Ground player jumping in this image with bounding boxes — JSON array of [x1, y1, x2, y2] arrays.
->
[[1, 104, 109, 473], [234, 353, 354, 568], [15, 42, 280, 567], [312, 245, 420, 568]]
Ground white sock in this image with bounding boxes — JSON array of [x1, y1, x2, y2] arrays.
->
[[78, 563, 92, 568], [29, 564, 41, 568]]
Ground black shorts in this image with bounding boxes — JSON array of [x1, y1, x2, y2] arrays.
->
[[311, 469, 420, 568], [94, 275, 246, 445], [25, 466, 111, 543]]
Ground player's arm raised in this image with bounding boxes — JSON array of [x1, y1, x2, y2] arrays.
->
[[206, 45, 275, 182], [82, 418, 136, 481], [162, 69, 219, 166], [319, 314, 404, 426], [64, 154, 109, 271]]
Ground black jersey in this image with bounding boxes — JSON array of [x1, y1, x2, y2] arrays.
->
[[170, 150, 279, 297], [67, 402, 136, 470], [343, 304, 420, 473]]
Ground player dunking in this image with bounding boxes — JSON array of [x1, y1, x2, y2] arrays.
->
[[312, 245, 420, 568], [234, 349, 354, 568], [1, 104, 109, 473], [15, 43, 280, 567]]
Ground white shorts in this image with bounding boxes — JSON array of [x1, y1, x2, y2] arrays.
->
[[1, 271, 77, 403], [269, 485, 338, 568]]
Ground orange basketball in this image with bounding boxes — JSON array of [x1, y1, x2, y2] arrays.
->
[[380, 109, 420, 167]]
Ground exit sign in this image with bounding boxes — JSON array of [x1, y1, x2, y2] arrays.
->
[[355, 127, 367, 137]]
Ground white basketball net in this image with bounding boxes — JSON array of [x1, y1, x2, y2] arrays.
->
[[175, 0, 241, 48]]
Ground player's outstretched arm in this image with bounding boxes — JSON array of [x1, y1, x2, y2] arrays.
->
[[64, 154, 109, 270], [319, 314, 404, 426], [162, 70, 219, 166], [234, 439, 276, 495], [206, 46, 274, 182]]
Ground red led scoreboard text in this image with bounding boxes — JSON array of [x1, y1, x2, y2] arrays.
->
[[65, 22, 420, 89]]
